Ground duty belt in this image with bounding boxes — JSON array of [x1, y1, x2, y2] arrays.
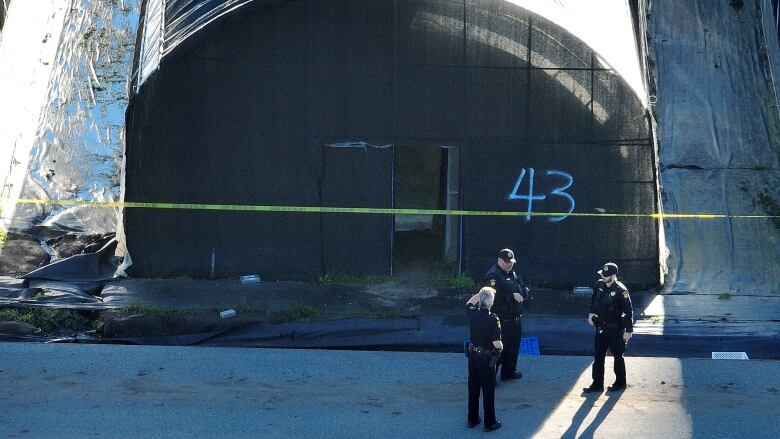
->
[[596, 321, 621, 334], [467, 343, 493, 357]]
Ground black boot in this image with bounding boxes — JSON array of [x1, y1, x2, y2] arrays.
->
[[484, 421, 502, 432], [582, 382, 604, 393]]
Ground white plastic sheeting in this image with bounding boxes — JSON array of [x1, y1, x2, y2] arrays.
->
[[0, 1, 138, 281], [0, 0, 67, 231], [163, 0, 253, 56], [133, 0, 649, 107], [650, 0, 780, 294], [507, 0, 647, 106], [0, 0, 10, 38], [138, 0, 163, 88], [135, 0, 254, 90]]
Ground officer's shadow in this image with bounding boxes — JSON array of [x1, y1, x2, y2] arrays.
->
[[559, 391, 623, 439]]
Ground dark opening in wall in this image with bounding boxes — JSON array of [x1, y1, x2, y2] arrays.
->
[[393, 145, 460, 275]]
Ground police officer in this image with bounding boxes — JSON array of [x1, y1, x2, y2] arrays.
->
[[466, 287, 503, 432], [583, 262, 634, 393], [483, 248, 529, 381]]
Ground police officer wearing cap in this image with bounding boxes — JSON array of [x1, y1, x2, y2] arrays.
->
[[483, 248, 529, 381], [583, 262, 634, 393], [466, 287, 503, 432]]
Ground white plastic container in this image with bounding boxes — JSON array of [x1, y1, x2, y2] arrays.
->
[[240, 274, 262, 284], [572, 286, 591, 295]]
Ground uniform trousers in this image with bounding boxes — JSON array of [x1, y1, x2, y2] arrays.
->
[[468, 352, 497, 425], [592, 326, 626, 387], [498, 317, 521, 377]]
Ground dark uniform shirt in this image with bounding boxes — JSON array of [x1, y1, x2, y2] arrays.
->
[[467, 305, 502, 349], [483, 264, 528, 320], [590, 279, 634, 332]]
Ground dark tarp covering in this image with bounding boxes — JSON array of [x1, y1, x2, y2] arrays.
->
[[125, 0, 660, 288], [113, 317, 433, 348], [649, 0, 780, 294], [21, 239, 120, 282], [0, 277, 116, 309], [0, 236, 123, 310], [461, 139, 657, 286], [321, 145, 393, 275]]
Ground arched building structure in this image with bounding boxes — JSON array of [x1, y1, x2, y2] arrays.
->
[[124, 0, 662, 288]]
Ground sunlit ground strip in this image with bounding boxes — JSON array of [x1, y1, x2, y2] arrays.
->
[[10, 198, 779, 220], [531, 359, 689, 438], [532, 364, 619, 438]]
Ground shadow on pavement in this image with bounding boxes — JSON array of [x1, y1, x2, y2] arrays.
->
[[570, 392, 622, 439]]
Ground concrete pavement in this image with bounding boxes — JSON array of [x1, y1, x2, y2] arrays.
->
[[1, 343, 778, 438]]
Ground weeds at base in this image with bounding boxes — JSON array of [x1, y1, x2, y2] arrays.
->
[[0, 306, 102, 335]]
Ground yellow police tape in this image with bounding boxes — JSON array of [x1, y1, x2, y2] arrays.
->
[[10, 198, 779, 220]]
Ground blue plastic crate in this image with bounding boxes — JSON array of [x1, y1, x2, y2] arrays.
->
[[520, 336, 540, 356], [464, 337, 540, 356]]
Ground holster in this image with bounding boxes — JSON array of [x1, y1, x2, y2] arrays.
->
[[488, 348, 502, 369]]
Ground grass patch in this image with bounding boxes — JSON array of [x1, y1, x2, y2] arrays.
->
[[270, 305, 326, 322], [123, 302, 204, 319], [447, 275, 475, 291], [420, 274, 477, 291], [372, 309, 403, 319], [124, 302, 172, 316], [0, 228, 7, 247], [318, 272, 387, 286], [234, 306, 269, 316], [319, 271, 475, 292], [0, 306, 99, 334], [649, 316, 664, 324], [717, 292, 733, 300]]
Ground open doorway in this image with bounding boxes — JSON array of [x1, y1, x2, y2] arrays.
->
[[393, 145, 460, 275]]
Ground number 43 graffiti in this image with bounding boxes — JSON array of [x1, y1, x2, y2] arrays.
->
[[508, 168, 575, 222]]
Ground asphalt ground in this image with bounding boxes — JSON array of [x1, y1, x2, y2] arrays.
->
[[1, 343, 778, 438]]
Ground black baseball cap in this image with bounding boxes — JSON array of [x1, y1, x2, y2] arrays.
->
[[498, 248, 516, 264], [598, 262, 618, 278]]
